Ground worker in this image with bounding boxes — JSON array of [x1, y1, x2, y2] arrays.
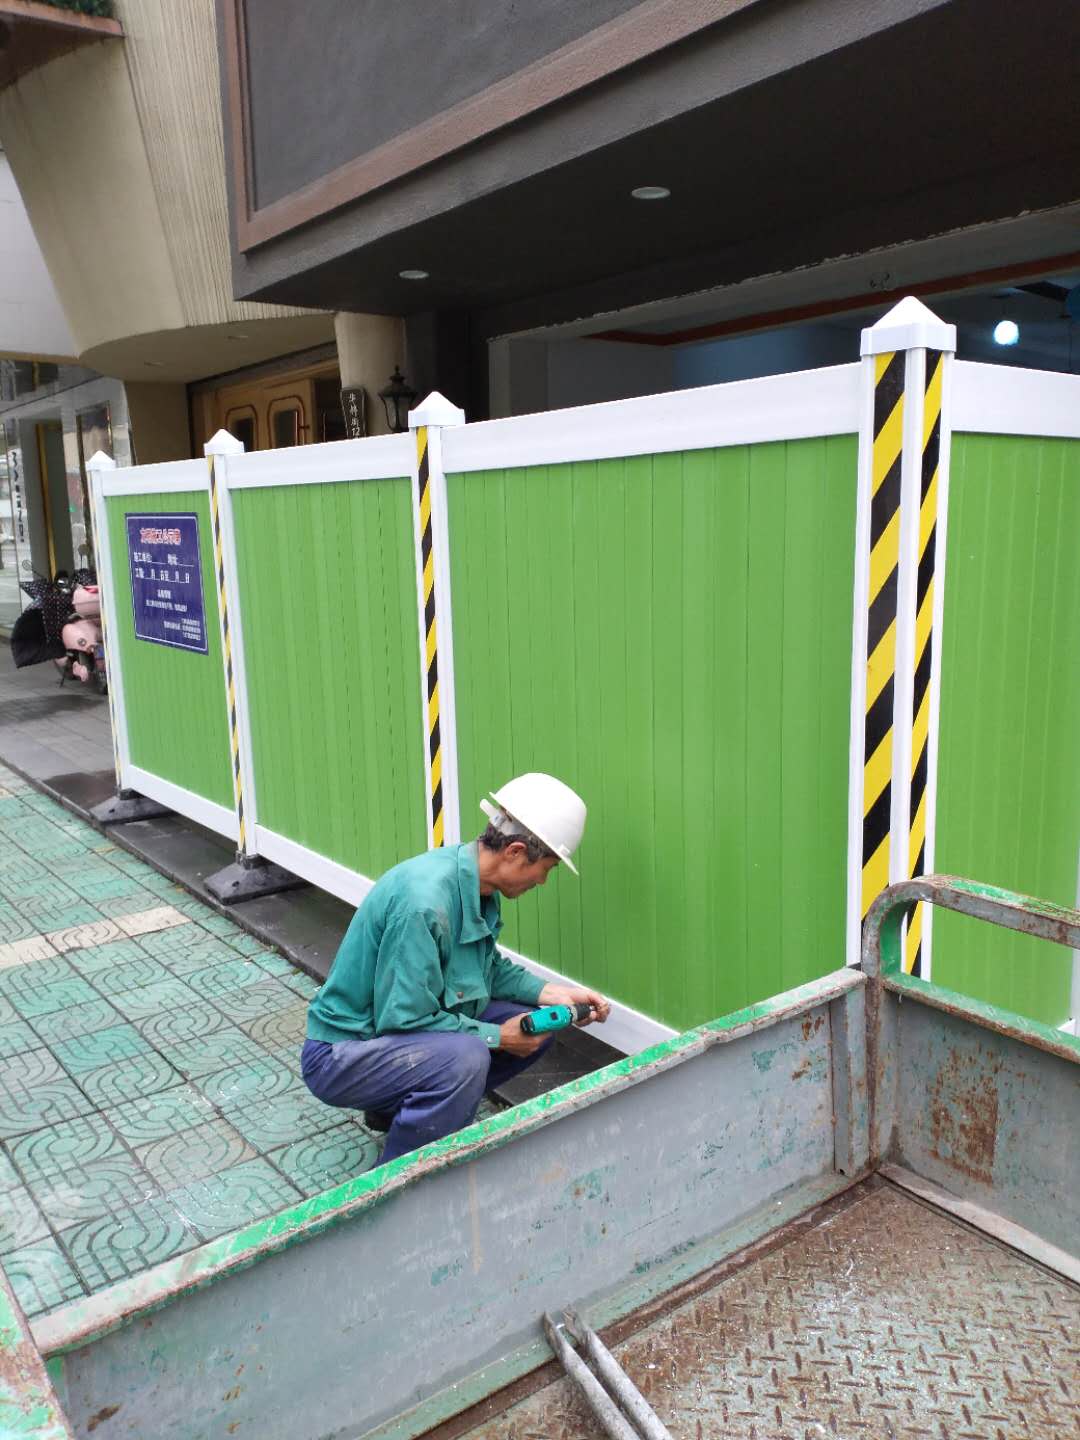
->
[[301, 773, 610, 1163]]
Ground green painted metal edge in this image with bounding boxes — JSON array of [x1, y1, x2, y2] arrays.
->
[[0, 1272, 72, 1439], [362, 1170, 858, 1440], [35, 967, 864, 1358], [884, 973, 1080, 1066]]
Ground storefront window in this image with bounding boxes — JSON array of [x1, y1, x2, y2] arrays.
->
[[75, 404, 112, 571], [0, 424, 30, 630]]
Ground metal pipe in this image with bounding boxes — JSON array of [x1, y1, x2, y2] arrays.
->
[[563, 1310, 674, 1440], [542, 1314, 640, 1440]]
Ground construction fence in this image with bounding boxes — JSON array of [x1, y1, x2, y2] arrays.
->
[[88, 300, 1080, 1043]]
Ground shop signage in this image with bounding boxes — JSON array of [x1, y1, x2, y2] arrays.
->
[[341, 386, 367, 439], [126, 512, 208, 653]]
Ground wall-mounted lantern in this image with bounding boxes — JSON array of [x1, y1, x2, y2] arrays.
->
[[378, 367, 418, 434]]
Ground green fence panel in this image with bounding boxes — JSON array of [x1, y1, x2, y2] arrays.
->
[[231, 478, 426, 878], [934, 433, 1080, 1025], [447, 436, 857, 1032], [105, 490, 233, 809]]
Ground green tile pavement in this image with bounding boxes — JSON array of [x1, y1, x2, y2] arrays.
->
[[0, 763, 390, 1324]]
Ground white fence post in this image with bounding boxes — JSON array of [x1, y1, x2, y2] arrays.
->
[[204, 428, 259, 862], [409, 393, 466, 848], [845, 297, 955, 975]]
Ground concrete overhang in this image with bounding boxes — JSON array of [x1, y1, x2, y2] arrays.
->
[[0, 0, 122, 91], [80, 313, 337, 384]]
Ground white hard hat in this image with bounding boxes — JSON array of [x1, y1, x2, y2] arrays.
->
[[479, 773, 586, 876]]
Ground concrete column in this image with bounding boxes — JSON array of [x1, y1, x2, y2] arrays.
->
[[334, 312, 405, 436]]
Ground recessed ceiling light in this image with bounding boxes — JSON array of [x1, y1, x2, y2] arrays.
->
[[631, 186, 670, 201], [399, 268, 429, 280], [993, 319, 1020, 346]]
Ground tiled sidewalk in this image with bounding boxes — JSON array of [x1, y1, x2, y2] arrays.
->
[[0, 761, 386, 1323]]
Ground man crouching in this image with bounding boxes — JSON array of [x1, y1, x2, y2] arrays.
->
[[301, 773, 609, 1164]]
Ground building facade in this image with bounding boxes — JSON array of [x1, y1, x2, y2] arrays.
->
[[214, 0, 1080, 418]]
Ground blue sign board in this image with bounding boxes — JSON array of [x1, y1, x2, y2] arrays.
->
[[126, 512, 208, 654]]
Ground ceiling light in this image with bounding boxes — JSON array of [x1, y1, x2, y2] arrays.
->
[[143, 360, 165, 368], [993, 319, 1020, 346], [399, 268, 429, 280], [631, 186, 670, 201], [226, 332, 249, 341]]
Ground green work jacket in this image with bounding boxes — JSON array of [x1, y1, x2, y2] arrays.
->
[[306, 842, 545, 1048]]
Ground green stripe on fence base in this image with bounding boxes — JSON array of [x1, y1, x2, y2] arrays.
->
[[231, 478, 425, 879], [447, 437, 858, 1034], [105, 491, 233, 810]]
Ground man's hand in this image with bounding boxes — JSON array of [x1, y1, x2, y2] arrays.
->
[[538, 983, 611, 1025], [498, 1015, 547, 1056]]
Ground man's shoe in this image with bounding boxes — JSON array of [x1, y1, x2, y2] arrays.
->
[[364, 1109, 394, 1134]]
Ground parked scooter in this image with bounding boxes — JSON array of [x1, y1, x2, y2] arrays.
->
[[9, 565, 108, 693]]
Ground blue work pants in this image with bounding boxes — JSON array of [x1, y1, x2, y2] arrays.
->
[[300, 1002, 553, 1164]]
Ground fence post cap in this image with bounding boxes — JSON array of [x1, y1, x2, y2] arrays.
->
[[861, 296, 956, 357], [408, 392, 466, 429], [86, 450, 117, 472], [204, 429, 245, 456]]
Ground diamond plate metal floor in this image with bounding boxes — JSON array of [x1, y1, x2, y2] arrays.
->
[[463, 1182, 1080, 1440]]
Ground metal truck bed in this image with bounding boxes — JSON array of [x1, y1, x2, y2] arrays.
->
[[459, 1177, 1080, 1439], [2, 877, 1078, 1440]]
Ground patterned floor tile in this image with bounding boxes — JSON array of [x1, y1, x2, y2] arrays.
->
[[0, 1075, 96, 1140], [0, 1150, 21, 1191], [242, 1000, 308, 1051], [224, 1087, 344, 1150], [167, 1158, 301, 1240], [197, 912, 247, 938], [24, 1153, 158, 1228], [280, 970, 321, 1000], [89, 955, 172, 999], [0, 935, 59, 970], [70, 871, 154, 904], [65, 938, 150, 975], [59, 1193, 199, 1289], [137, 1118, 255, 1189], [225, 932, 276, 958], [134, 999, 229, 1050], [187, 958, 273, 1002], [0, 995, 15, 1026], [0, 1183, 50, 1253], [52, 1023, 154, 1077], [0, 1046, 65, 1091], [46, 918, 124, 954], [158, 1027, 269, 1081], [196, 1056, 298, 1111], [211, 977, 298, 1026], [3, 1237, 85, 1319], [9, 1113, 124, 1181], [30, 997, 124, 1047], [0, 1019, 43, 1060], [15, 899, 103, 935], [93, 889, 161, 920], [115, 905, 191, 938], [107, 976, 204, 1023], [77, 1052, 184, 1108], [101, 1084, 217, 1146], [268, 1123, 379, 1197], [6, 973, 98, 1020], [0, 902, 38, 945]]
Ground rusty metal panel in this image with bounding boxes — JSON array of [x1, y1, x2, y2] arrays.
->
[[461, 1183, 1080, 1440], [893, 1000, 1080, 1257], [46, 986, 858, 1440]]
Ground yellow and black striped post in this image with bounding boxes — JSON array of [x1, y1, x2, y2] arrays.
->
[[415, 425, 445, 848], [904, 350, 944, 975], [849, 298, 955, 971], [861, 349, 905, 920], [208, 451, 247, 856]]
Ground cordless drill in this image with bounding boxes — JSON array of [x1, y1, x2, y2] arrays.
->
[[521, 1002, 593, 1035]]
